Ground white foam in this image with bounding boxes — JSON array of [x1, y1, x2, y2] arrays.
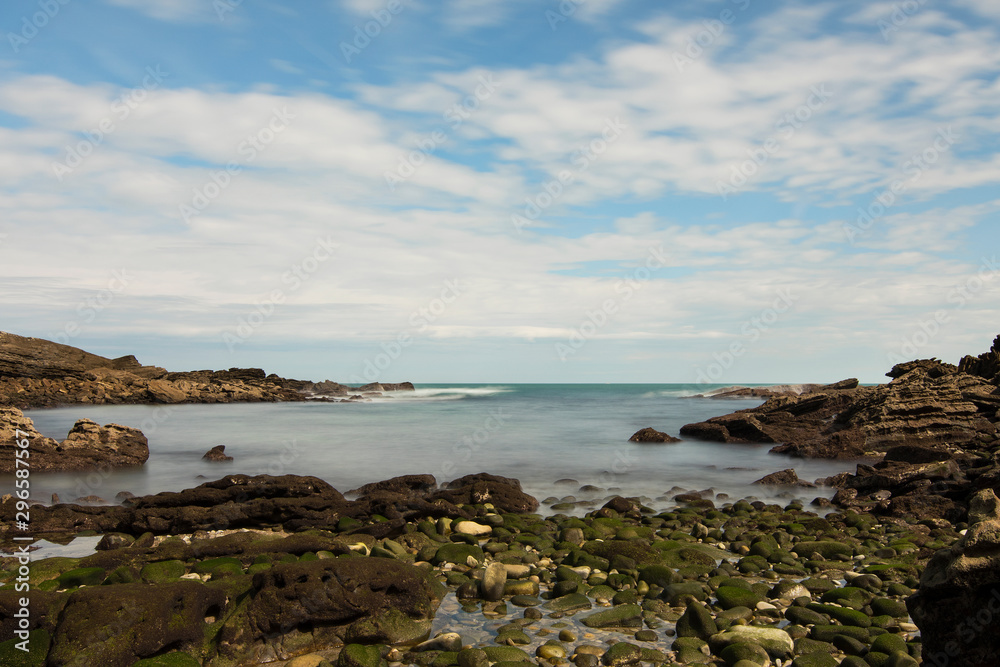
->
[[383, 386, 514, 401]]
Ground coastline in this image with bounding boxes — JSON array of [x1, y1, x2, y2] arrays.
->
[[2, 332, 1000, 664]]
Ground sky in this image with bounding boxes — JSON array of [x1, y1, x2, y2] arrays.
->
[[0, 0, 998, 385]]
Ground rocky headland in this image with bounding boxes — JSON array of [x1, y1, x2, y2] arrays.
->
[[679, 338, 1000, 526], [0, 331, 414, 409]]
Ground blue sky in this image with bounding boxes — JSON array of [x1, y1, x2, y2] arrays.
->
[[0, 0, 998, 384]]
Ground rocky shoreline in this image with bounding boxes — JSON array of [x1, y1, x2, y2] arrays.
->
[[3, 333, 1000, 664], [0, 331, 414, 409], [0, 470, 973, 667]]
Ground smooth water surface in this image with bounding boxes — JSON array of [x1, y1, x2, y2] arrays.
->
[[17, 384, 860, 511]]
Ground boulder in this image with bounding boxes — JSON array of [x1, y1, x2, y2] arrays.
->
[[753, 469, 815, 487], [628, 428, 681, 443], [203, 445, 233, 462], [46, 581, 228, 665], [431, 473, 539, 513], [219, 558, 444, 661], [350, 474, 437, 497], [909, 489, 1000, 666]]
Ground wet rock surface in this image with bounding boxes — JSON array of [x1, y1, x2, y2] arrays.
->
[[1, 472, 947, 666], [683, 337, 1000, 527]]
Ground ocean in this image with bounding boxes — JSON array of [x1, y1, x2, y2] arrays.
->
[[20, 384, 860, 513]]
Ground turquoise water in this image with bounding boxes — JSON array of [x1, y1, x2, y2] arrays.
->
[[19, 384, 859, 511]]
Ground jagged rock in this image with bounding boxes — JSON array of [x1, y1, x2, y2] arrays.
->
[[958, 335, 1000, 384], [680, 337, 1000, 523], [682, 362, 997, 459], [628, 427, 681, 443], [0, 407, 148, 473], [203, 445, 233, 462], [909, 489, 1000, 665]]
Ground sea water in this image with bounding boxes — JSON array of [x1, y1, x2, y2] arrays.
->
[[19, 384, 860, 512]]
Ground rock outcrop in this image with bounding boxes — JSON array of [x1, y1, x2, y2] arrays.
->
[[0, 407, 148, 473], [682, 363, 997, 460], [681, 338, 1000, 522], [909, 489, 1000, 666], [0, 331, 151, 380], [628, 427, 681, 443], [203, 445, 233, 462], [752, 469, 815, 487], [0, 330, 415, 408]]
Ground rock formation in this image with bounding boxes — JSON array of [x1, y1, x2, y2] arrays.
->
[[0, 407, 148, 473], [752, 469, 815, 487], [628, 427, 681, 443], [202, 445, 233, 462], [0, 330, 414, 408], [681, 338, 1000, 522], [909, 489, 1000, 666]]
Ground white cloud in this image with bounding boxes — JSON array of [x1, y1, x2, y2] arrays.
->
[[0, 2, 997, 381]]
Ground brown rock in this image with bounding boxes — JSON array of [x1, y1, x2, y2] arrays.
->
[[628, 427, 681, 443], [203, 445, 233, 462], [752, 469, 815, 487], [909, 489, 1000, 665], [147, 379, 189, 403], [350, 474, 437, 496], [429, 473, 539, 513], [0, 408, 148, 473]]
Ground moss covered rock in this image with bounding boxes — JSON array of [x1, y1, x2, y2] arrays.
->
[[581, 604, 643, 629]]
